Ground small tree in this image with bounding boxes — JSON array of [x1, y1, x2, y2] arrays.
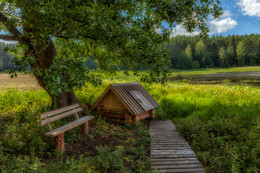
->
[[176, 51, 192, 69], [176, 44, 194, 69], [219, 47, 229, 67], [256, 38, 260, 65], [236, 41, 246, 66], [226, 44, 236, 66], [195, 39, 209, 67]]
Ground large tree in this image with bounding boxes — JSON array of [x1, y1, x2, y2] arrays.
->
[[0, 0, 222, 108]]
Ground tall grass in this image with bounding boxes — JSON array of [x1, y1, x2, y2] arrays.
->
[[149, 83, 260, 172]]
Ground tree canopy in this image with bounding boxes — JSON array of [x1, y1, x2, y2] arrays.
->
[[0, 0, 222, 107]]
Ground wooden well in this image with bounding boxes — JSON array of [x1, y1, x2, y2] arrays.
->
[[90, 82, 159, 123]]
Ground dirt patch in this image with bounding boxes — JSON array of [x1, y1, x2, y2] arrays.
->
[[64, 119, 144, 158], [0, 73, 40, 90]]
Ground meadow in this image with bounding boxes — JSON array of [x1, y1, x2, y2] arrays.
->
[[0, 67, 259, 172]]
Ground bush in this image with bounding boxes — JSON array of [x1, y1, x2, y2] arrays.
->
[[191, 61, 200, 69]]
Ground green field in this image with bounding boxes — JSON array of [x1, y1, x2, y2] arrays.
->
[[0, 68, 260, 172]]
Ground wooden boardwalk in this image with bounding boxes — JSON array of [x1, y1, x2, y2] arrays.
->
[[150, 121, 205, 173]]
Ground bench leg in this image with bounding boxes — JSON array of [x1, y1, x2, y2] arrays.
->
[[53, 133, 65, 153], [81, 121, 89, 136]]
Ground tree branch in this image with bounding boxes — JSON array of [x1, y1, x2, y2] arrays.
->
[[0, 12, 27, 44], [0, 35, 17, 41], [54, 34, 69, 39]]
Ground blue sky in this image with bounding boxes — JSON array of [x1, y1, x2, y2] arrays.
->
[[171, 0, 260, 37]]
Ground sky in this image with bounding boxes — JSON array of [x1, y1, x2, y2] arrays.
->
[[171, 0, 260, 37]]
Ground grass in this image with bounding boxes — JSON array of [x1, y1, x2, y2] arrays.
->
[[0, 67, 260, 172]]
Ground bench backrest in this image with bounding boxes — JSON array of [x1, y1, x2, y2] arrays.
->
[[40, 104, 83, 129]]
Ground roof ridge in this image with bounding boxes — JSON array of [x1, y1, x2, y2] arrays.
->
[[110, 82, 140, 86]]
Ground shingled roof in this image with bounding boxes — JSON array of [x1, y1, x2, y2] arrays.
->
[[91, 82, 160, 115]]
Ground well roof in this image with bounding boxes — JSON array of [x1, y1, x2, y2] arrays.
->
[[91, 82, 160, 115]]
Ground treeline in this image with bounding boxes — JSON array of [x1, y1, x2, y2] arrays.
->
[[0, 42, 16, 72], [1, 34, 260, 72], [167, 34, 260, 69]]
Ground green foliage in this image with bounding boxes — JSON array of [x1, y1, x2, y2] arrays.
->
[[176, 51, 192, 69], [44, 57, 101, 96], [195, 40, 206, 56], [236, 41, 246, 66], [176, 44, 194, 69], [219, 47, 229, 67], [226, 43, 236, 65], [222, 79, 231, 83], [191, 61, 200, 69], [92, 146, 126, 172]]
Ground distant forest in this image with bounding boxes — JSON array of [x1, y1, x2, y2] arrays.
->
[[1, 34, 260, 72], [167, 34, 260, 69]]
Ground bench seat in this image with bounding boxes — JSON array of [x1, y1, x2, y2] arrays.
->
[[44, 116, 95, 137]]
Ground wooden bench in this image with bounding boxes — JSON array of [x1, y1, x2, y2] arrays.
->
[[39, 103, 94, 153]]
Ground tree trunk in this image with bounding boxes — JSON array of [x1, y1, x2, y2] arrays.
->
[[28, 39, 78, 108], [54, 90, 78, 108]]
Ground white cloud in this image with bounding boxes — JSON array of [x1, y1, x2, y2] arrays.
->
[[171, 25, 200, 37], [221, 10, 233, 18], [237, 0, 260, 17], [171, 17, 237, 37], [209, 17, 237, 34]]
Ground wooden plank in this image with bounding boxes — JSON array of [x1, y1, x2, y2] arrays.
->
[[40, 108, 83, 126], [151, 144, 190, 146], [151, 140, 187, 142], [100, 90, 127, 111], [151, 147, 191, 149], [152, 160, 200, 165], [135, 111, 151, 122], [155, 168, 205, 173], [151, 155, 197, 158], [151, 142, 188, 145], [44, 116, 94, 137], [40, 104, 80, 119], [152, 164, 203, 169], [151, 150, 195, 155], [151, 158, 199, 162]]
